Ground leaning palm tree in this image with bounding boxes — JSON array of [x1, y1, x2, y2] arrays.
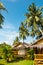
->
[[24, 3, 43, 39], [0, 2, 7, 28], [19, 22, 29, 43]]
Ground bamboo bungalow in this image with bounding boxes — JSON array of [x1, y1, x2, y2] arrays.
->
[[31, 37, 43, 65], [12, 42, 30, 58]]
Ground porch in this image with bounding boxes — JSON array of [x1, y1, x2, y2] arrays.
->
[[34, 54, 43, 65], [31, 45, 43, 65]]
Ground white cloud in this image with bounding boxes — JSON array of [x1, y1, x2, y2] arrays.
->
[[0, 30, 19, 45], [2, 22, 15, 30], [0, 29, 34, 45], [0, 22, 19, 45], [0, 22, 35, 45]]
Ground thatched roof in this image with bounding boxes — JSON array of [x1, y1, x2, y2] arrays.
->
[[32, 37, 43, 45], [13, 42, 30, 50], [31, 37, 43, 48]]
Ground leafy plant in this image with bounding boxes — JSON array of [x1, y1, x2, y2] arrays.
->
[[29, 49, 34, 60]]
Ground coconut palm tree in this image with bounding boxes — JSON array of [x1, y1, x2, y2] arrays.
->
[[24, 3, 43, 38], [0, 2, 7, 28], [13, 37, 19, 45], [19, 22, 29, 43]]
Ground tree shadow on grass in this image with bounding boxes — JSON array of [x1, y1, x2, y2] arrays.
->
[[13, 57, 25, 62], [7, 57, 25, 63], [0, 64, 4, 65]]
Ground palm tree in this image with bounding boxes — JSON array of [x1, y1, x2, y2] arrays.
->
[[19, 22, 29, 43], [0, 2, 7, 11], [0, 2, 7, 28], [24, 3, 43, 38], [13, 37, 19, 45]]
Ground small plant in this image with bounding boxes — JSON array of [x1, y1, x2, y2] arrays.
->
[[29, 49, 34, 60]]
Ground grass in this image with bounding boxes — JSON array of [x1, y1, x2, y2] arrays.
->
[[0, 59, 34, 65]]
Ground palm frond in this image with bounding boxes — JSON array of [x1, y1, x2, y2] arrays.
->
[[0, 2, 8, 12]]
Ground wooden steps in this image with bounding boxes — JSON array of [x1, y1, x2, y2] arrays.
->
[[34, 54, 43, 65]]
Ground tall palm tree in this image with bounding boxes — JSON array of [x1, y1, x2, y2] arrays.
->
[[19, 22, 29, 43], [0, 2, 7, 28], [24, 3, 43, 38]]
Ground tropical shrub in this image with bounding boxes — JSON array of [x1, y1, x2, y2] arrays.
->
[[29, 49, 34, 60]]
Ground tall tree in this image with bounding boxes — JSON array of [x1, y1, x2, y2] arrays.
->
[[19, 22, 29, 43], [13, 37, 19, 45], [24, 3, 43, 39], [0, 2, 7, 28]]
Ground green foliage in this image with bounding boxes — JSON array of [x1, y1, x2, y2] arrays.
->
[[19, 22, 29, 42], [5, 51, 14, 62], [0, 42, 12, 59], [0, 13, 4, 28], [0, 59, 34, 65], [2, 43, 13, 62], [0, 2, 7, 28], [23, 3, 43, 39], [29, 49, 34, 60], [0, 2, 7, 11], [13, 36, 19, 45]]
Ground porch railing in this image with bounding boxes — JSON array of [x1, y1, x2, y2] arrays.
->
[[34, 54, 43, 65], [34, 54, 43, 60]]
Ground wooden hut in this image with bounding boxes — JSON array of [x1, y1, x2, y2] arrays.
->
[[31, 37, 43, 65], [12, 42, 30, 58]]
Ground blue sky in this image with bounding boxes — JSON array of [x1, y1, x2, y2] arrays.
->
[[0, 0, 43, 45]]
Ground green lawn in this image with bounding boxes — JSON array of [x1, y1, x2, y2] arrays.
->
[[0, 59, 34, 65]]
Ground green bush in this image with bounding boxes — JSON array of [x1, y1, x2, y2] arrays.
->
[[29, 49, 34, 60], [0, 56, 2, 59]]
